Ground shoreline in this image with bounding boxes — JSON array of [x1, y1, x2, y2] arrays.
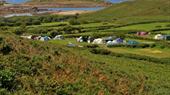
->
[[1, 10, 97, 17], [49, 10, 95, 15]]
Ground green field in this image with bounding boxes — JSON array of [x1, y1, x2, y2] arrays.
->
[[115, 22, 170, 31]]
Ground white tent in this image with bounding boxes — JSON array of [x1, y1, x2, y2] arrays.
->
[[20, 35, 33, 39], [53, 35, 64, 40], [92, 38, 103, 44], [40, 36, 51, 41], [154, 34, 165, 40], [76, 36, 83, 42]]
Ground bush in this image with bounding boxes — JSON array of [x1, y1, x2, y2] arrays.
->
[[69, 19, 80, 25], [166, 24, 170, 27], [107, 44, 151, 49], [90, 49, 111, 55], [0, 44, 13, 55], [48, 31, 63, 38], [14, 28, 24, 35], [32, 20, 41, 25], [85, 44, 99, 48], [0, 37, 3, 44], [0, 70, 18, 91]]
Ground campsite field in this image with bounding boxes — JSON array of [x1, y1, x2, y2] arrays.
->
[[1, 31, 170, 94], [1, 15, 170, 95], [49, 40, 170, 94], [1, 0, 170, 94]]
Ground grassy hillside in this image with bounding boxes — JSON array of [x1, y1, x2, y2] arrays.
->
[[79, 0, 170, 23], [1, 30, 170, 94]]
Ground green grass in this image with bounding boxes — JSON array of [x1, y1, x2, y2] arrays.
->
[[115, 22, 170, 31], [79, 0, 170, 23], [106, 47, 170, 58], [61, 43, 170, 95], [1, 20, 170, 94], [161, 30, 170, 34]]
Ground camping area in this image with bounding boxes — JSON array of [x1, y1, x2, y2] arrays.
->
[[0, 0, 170, 95]]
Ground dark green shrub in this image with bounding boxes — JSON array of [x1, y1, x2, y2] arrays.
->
[[32, 20, 41, 25], [13, 28, 24, 35], [166, 24, 170, 27], [69, 19, 80, 25], [150, 44, 156, 48], [0, 70, 17, 91], [160, 45, 165, 49], [86, 44, 99, 48], [0, 37, 3, 44], [49, 31, 63, 38], [155, 25, 162, 28], [0, 44, 13, 55], [90, 49, 111, 55]]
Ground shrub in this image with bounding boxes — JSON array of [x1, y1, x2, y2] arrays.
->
[[69, 19, 80, 25], [166, 24, 170, 27], [150, 44, 156, 48], [90, 49, 111, 55], [160, 45, 165, 49], [32, 20, 41, 25], [0, 37, 3, 44], [85, 44, 99, 48], [0, 70, 18, 91], [48, 31, 63, 38], [13, 28, 24, 35], [0, 44, 13, 55], [155, 25, 162, 28], [107, 44, 151, 49]]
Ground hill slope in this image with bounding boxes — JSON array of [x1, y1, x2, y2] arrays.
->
[[1, 31, 170, 94], [79, 0, 170, 23]]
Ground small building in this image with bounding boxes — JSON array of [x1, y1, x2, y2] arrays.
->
[[154, 34, 165, 40], [0, 0, 6, 4]]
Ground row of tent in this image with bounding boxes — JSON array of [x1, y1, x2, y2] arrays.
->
[[21, 35, 64, 41], [76, 36, 140, 46], [136, 32, 170, 41], [154, 34, 170, 40]]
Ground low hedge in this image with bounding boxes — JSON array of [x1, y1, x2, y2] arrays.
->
[[90, 48, 170, 64], [85, 44, 99, 48], [107, 44, 152, 48], [90, 48, 111, 55]]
